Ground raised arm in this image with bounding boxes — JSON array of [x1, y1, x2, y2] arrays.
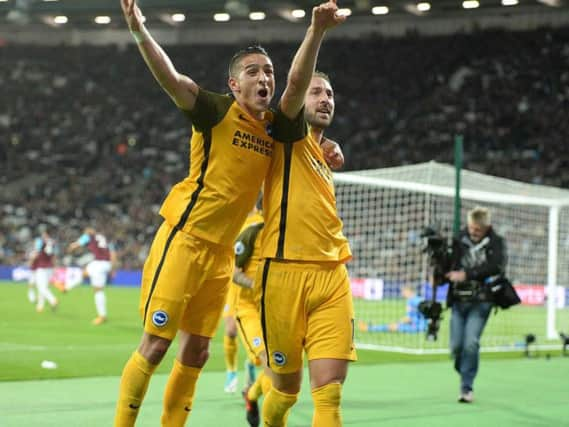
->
[[121, 0, 198, 110], [279, 1, 345, 119]]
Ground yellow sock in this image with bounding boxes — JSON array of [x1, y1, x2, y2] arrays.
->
[[311, 383, 342, 427], [224, 335, 238, 372], [262, 388, 298, 427], [247, 371, 264, 401], [161, 359, 201, 426], [114, 351, 158, 427], [261, 372, 272, 397]]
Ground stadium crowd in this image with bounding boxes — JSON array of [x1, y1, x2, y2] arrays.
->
[[2, 27, 569, 269]]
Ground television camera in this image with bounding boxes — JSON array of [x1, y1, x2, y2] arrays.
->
[[418, 225, 453, 341]]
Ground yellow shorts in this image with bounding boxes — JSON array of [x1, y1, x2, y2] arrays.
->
[[140, 222, 233, 340], [257, 259, 357, 374], [223, 283, 240, 318], [236, 288, 264, 365]]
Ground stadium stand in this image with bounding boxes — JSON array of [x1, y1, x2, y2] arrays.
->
[[2, 27, 569, 268]]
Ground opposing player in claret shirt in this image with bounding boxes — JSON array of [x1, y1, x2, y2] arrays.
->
[[31, 228, 59, 313], [114, 0, 345, 425], [68, 227, 116, 325], [26, 242, 38, 305]]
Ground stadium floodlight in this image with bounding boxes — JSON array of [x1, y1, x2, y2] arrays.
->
[[249, 11, 266, 21], [372, 6, 389, 15], [53, 15, 68, 24], [94, 16, 111, 25], [43, 0, 59, 2], [337, 8, 352, 16], [171, 13, 185, 23], [291, 9, 306, 18], [462, 0, 480, 8], [213, 12, 231, 22], [0, 0, 9, 3], [417, 2, 431, 12], [501, 0, 519, 5]]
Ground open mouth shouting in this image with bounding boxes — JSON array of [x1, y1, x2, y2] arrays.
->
[[257, 87, 269, 99], [316, 106, 331, 118]]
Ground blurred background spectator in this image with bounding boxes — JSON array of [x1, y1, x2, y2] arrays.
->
[[2, 27, 568, 268]]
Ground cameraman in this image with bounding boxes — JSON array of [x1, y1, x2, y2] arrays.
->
[[446, 206, 507, 404]]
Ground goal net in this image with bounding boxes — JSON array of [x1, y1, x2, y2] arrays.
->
[[335, 161, 569, 354]]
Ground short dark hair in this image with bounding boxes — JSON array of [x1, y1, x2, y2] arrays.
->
[[313, 70, 331, 84], [228, 45, 270, 78]]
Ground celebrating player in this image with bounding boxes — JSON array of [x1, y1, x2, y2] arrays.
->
[[259, 71, 354, 426], [230, 203, 268, 427], [221, 279, 240, 393], [114, 1, 344, 426]]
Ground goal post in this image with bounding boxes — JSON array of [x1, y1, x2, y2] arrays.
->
[[334, 161, 569, 353]]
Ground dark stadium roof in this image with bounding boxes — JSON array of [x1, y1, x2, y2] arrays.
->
[[0, 0, 567, 28]]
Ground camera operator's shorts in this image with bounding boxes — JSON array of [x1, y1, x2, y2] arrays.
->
[[140, 221, 233, 340], [257, 259, 357, 374]]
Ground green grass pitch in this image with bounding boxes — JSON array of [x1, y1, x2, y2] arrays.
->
[[0, 281, 566, 426], [354, 298, 569, 351]]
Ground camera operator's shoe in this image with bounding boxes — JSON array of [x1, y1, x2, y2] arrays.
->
[[458, 391, 473, 403]]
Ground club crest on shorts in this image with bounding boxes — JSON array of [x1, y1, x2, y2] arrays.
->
[[152, 310, 169, 327], [272, 351, 287, 366], [253, 337, 262, 348]]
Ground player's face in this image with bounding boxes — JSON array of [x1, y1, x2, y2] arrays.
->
[[230, 54, 275, 117], [304, 76, 335, 129], [467, 221, 489, 243]]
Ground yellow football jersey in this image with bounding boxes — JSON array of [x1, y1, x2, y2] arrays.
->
[[261, 131, 351, 262], [234, 212, 264, 307], [159, 89, 304, 247], [242, 211, 264, 232]]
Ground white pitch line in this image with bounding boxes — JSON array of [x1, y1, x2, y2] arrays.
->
[[0, 343, 48, 352]]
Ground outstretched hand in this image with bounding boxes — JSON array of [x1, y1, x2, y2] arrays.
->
[[311, 1, 347, 33], [120, 0, 144, 31], [321, 137, 344, 170]]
